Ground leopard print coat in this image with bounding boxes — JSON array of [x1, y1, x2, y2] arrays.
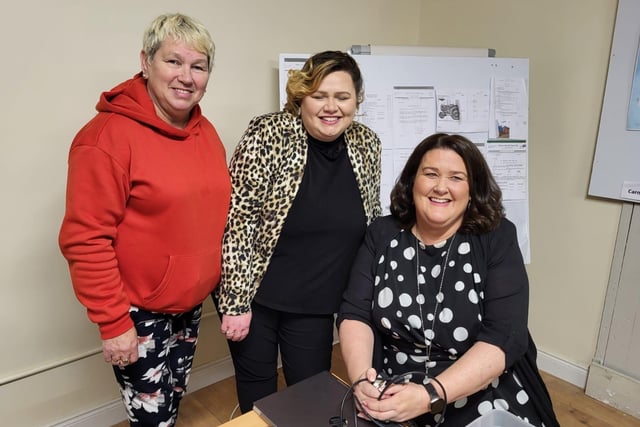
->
[[216, 111, 382, 315]]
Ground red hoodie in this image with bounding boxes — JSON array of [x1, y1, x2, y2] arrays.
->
[[59, 74, 231, 339]]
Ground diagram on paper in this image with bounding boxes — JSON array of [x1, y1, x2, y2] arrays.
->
[[435, 90, 490, 133]]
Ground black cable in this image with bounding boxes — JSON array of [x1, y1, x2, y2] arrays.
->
[[334, 371, 447, 427], [334, 377, 401, 427]]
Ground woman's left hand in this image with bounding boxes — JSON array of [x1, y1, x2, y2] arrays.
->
[[359, 381, 430, 423]]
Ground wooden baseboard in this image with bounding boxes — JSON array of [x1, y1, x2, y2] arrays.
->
[[537, 349, 588, 388], [50, 357, 235, 427]]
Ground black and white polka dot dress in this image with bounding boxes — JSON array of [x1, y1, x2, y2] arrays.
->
[[340, 216, 557, 426]]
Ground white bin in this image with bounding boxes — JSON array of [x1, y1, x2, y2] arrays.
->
[[465, 409, 533, 427]]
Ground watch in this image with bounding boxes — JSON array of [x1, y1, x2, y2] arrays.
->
[[424, 381, 446, 414]]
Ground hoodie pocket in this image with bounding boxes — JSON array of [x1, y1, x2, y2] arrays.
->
[[144, 248, 221, 311]]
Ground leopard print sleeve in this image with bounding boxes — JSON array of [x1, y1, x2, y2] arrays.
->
[[217, 115, 273, 315], [217, 112, 307, 315]]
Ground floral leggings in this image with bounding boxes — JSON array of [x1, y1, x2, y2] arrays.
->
[[113, 305, 201, 427]]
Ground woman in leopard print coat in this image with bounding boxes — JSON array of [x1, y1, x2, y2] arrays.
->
[[214, 51, 382, 412]]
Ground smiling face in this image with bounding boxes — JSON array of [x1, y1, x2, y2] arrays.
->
[[140, 37, 210, 128], [299, 71, 357, 142], [413, 148, 470, 240]]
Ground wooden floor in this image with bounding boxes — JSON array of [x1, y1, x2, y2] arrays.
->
[[113, 344, 639, 426]]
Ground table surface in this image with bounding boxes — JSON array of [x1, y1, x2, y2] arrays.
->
[[218, 410, 270, 427]]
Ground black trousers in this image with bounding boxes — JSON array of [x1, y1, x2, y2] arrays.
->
[[224, 301, 334, 413]]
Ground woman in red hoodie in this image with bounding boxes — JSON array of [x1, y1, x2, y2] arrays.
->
[[59, 13, 230, 426]]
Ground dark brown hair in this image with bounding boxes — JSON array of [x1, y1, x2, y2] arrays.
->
[[390, 133, 504, 234]]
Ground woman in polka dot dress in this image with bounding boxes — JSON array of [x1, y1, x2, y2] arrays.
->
[[338, 133, 559, 427]]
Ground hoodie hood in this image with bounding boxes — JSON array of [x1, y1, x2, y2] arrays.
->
[[96, 73, 202, 140]]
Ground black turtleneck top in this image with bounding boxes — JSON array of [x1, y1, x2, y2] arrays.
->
[[255, 132, 367, 314]]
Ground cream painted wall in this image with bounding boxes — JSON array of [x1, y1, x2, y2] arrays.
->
[[0, 0, 623, 425], [0, 1, 421, 425], [417, 0, 622, 367]]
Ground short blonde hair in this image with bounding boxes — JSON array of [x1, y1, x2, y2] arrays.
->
[[142, 13, 215, 70]]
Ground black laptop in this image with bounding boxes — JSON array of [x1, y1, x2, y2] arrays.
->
[[252, 370, 379, 427]]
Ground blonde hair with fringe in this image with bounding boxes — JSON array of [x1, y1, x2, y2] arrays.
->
[[142, 13, 215, 70]]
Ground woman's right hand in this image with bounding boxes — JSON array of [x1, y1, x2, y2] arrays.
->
[[102, 327, 139, 367], [220, 312, 251, 341]]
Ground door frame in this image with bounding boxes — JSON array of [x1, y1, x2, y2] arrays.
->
[[585, 202, 640, 419]]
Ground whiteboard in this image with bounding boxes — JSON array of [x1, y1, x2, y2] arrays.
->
[[588, 0, 640, 203], [279, 54, 531, 261]]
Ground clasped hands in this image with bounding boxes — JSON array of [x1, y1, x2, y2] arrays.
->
[[353, 368, 430, 424]]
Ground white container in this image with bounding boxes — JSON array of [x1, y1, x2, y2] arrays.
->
[[465, 409, 533, 427]]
